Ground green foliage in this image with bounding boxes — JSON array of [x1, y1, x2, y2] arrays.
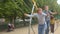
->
[[0, 0, 60, 22], [0, 0, 60, 30]]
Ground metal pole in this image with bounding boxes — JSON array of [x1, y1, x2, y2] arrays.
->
[[28, 2, 35, 34]]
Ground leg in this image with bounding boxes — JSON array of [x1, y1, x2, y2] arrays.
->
[[38, 24, 45, 34], [44, 23, 47, 31], [7, 26, 11, 32], [51, 24, 54, 33], [45, 20, 50, 34]]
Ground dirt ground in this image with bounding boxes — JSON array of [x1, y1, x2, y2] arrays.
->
[[0, 19, 60, 34], [0, 24, 60, 34]]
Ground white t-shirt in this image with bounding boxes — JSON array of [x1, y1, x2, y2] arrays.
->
[[27, 12, 47, 25]]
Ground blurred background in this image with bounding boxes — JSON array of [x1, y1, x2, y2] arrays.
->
[[0, 0, 60, 33]]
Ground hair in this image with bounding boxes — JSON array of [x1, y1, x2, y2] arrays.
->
[[37, 8, 42, 12], [44, 5, 48, 7], [50, 15, 54, 19], [42, 5, 48, 10]]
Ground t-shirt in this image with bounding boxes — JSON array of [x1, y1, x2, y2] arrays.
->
[[43, 10, 52, 21], [50, 18, 55, 24], [27, 12, 47, 25]]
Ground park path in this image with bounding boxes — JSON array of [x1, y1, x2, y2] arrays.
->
[[0, 24, 60, 34]]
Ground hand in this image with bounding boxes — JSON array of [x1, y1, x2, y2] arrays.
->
[[53, 12, 58, 14], [54, 12, 57, 14], [24, 13, 29, 16], [47, 13, 50, 16]]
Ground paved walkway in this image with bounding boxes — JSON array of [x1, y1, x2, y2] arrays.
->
[[0, 24, 60, 34]]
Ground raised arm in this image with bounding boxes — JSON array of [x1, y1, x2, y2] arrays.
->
[[42, 12, 49, 17], [24, 13, 37, 17], [24, 13, 32, 17], [49, 11, 57, 15]]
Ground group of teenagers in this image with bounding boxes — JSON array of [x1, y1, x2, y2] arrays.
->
[[24, 5, 57, 34]]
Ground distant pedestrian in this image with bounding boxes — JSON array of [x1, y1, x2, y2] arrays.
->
[[11, 23, 14, 30], [7, 23, 11, 32]]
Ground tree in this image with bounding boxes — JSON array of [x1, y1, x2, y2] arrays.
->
[[0, 0, 60, 25]]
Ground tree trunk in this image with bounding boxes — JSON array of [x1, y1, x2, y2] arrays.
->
[[22, 14, 25, 26]]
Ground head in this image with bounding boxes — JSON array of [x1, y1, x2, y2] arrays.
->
[[44, 5, 49, 11], [37, 8, 42, 14], [50, 15, 54, 19]]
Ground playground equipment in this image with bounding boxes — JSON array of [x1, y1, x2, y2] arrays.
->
[[28, 0, 37, 34]]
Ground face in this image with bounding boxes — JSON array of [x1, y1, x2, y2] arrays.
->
[[45, 6, 49, 11], [37, 8, 42, 14]]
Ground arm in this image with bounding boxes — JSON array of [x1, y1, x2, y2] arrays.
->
[[24, 13, 33, 17], [43, 13, 47, 16], [24, 13, 37, 17], [43, 12, 50, 17], [49, 11, 57, 15], [52, 12, 57, 14]]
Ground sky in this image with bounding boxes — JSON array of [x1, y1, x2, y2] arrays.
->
[[57, 0, 60, 4]]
